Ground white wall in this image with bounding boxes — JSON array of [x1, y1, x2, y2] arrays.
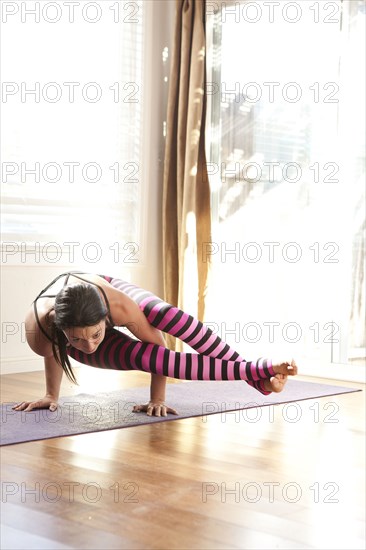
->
[[0, 1, 176, 374]]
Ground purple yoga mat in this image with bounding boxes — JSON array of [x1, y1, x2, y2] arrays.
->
[[0, 379, 361, 446]]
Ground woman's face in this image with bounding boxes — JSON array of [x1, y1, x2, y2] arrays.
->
[[63, 320, 106, 354]]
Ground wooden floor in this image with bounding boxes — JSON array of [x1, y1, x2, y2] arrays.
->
[[1, 367, 365, 550]]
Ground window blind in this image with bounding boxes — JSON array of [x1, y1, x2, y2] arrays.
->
[[1, 0, 144, 248]]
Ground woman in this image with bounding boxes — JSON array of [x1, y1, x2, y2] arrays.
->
[[13, 272, 298, 417]]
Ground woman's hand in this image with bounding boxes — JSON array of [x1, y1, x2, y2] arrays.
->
[[132, 400, 179, 417], [12, 396, 58, 412]]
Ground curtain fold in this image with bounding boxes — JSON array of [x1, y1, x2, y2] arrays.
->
[[162, 0, 211, 350]]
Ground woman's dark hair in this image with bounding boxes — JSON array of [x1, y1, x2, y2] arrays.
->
[[47, 284, 109, 384]]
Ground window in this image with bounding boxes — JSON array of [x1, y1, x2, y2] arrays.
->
[[206, 0, 365, 373], [1, 0, 144, 252]]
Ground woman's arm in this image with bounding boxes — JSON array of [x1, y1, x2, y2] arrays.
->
[[13, 308, 64, 412], [115, 296, 178, 416], [44, 354, 64, 401], [12, 354, 63, 412]]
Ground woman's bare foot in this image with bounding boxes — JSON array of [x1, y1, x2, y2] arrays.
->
[[263, 374, 288, 393], [272, 358, 298, 377], [262, 359, 298, 393]]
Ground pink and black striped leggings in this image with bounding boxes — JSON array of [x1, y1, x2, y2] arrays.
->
[[67, 275, 275, 395]]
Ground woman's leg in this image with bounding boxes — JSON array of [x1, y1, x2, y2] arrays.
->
[[67, 327, 275, 382], [97, 276, 278, 392]]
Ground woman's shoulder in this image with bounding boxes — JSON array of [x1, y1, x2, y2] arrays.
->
[[25, 303, 54, 357], [66, 272, 107, 283]]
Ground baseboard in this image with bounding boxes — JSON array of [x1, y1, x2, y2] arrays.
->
[[0, 357, 44, 375], [297, 358, 366, 384]]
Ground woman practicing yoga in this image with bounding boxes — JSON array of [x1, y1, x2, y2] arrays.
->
[[13, 272, 298, 416]]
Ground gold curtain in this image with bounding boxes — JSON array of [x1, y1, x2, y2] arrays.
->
[[162, 0, 211, 350]]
